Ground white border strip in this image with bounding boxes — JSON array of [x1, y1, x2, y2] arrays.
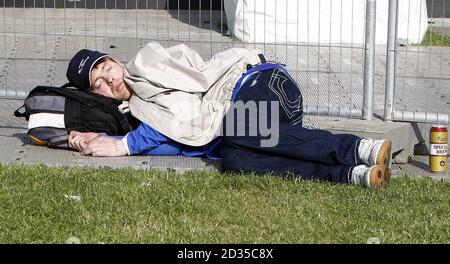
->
[[28, 113, 65, 130]]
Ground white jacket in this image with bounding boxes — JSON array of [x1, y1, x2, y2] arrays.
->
[[124, 41, 261, 146]]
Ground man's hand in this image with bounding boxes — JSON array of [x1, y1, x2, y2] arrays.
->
[[69, 131, 99, 153], [82, 136, 127, 157]]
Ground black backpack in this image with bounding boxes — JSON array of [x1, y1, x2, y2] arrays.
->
[[14, 84, 140, 149]]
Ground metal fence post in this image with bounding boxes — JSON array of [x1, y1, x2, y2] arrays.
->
[[363, 0, 376, 120], [384, 0, 398, 122]]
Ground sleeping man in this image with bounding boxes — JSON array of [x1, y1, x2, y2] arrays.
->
[[67, 42, 392, 188]]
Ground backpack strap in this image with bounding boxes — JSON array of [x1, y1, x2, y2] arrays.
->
[[14, 105, 26, 118], [100, 102, 134, 133], [48, 134, 69, 149], [258, 54, 267, 64]]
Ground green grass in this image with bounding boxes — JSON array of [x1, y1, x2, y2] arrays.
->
[[420, 30, 450, 46], [0, 164, 449, 244]]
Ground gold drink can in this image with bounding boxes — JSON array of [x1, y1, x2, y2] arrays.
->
[[429, 126, 448, 173]]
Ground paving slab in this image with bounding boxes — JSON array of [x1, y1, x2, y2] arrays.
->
[[324, 118, 426, 163]]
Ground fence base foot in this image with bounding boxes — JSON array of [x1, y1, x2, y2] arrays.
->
[[322, 118, 426, 164], [392, 145, 413, 164]]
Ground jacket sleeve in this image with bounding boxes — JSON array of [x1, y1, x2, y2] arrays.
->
[[122, 123, 171, 155]]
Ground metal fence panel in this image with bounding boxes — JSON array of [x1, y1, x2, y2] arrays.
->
[[1, 0, 369, 122], [386, 0, 450, 124]]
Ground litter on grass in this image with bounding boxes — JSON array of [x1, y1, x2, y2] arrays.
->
[[367, 237, 381, 244], [66, 236, 81, 244], [64, 195, 81, 202]]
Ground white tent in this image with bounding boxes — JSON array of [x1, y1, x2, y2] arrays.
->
[[224, 0, 428, 44]]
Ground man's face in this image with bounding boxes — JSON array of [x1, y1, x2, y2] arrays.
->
[[90, 58, 132, 101]]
